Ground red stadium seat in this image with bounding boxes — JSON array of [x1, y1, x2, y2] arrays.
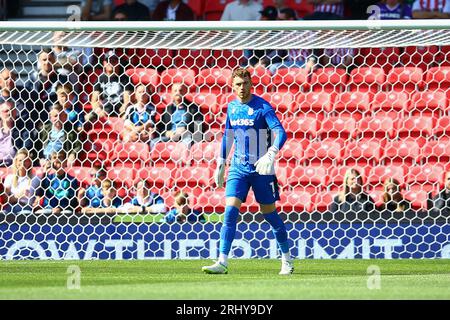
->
[[357, 116, 395, 140], [248, 66, 273, 94], [333, 91, 371, 120], [318, 116, 357, 141], [193, 92, 218, 115], [367, 165, 406, 191], [371, 91, 409, 119], [213, 49, 243, 69], [295, 92, 333, 118], [111, 142, 151, 167], [408, 90, 447, 116], [173, 50, 211, 72], [386, 67, 424, 93], [160, 68, 197, 91], [173, 166, 212, 189], [186, 0, 206, 18], [84, 138, 116, 164], [189, 141, 221, 164], [196, 68, 233, 93], [420, 140, 450, 166], [407, 164, 444, 194], [403, 189, 429, 211], [196, 190, 226, 213], [303, 141, 341, 167], [150, 142, 189, 168], [275, 165, 290, 187], [355, 47, 400, 74], [278, 139, 305, 167], [130, 49, 173, 69], [381, 140, 421, 166], [107, 165, 137, 188], [310, 67, 347, 93], [125, 68, 159, 88], [282, 116, 319, 139], [314, 191, 338, 212], [401, 46, 440, 71], [272, 67, 309, 93], [343, 140, 382, 166], [288, 165, 328, 193], [328, 165, 367, 191], [135, 166, 172, 189], [347, 67, 386, 93], [433, 116, 450, 138], [425, 66, 450, 92], [396, 116, 434, 146], [369, 189, 385, 208], [279, 191, 312, 213], [204, 0, 232, 20], [261, 92, 295, 114]]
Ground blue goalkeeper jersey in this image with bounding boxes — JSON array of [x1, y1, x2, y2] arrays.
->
[[221, 94, 287, 173]]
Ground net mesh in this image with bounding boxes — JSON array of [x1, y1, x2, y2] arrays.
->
[[0, 25, 450, 260]]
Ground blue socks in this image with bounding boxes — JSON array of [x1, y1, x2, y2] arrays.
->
[[263, 210, 290, 254], [219, 205, 240, 255]]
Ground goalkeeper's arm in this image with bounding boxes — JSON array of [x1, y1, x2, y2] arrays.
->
[[255, 109, 287, 175], [214, 116, 234, 188]]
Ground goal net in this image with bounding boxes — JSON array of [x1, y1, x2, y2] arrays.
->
[[0, 20, 450, 260]]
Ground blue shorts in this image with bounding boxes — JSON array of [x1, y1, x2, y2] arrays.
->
[[225, 166, 280, 205]]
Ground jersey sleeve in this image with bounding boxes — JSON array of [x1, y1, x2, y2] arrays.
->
[[263, 106, 287, 151]]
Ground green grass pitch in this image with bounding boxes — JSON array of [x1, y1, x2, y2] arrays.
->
[[0, 259, 449, 300]]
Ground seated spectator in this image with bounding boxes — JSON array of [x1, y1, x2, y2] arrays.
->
[[152, 0, 195, 21], [56, 83, 85, 132], [87, 50, 132, 121], [34, 151, 79, 214], [81, 0, 113, 21], [163, 191, 206, 223], [77, 164, 107, 208], [430, 171, 450, 216], [267, 48, 316, 75], [329, 168, 376, 214], [3, 149, 40, 214], [153, 82, 204, 147], [379, 178, 411, 213], [121, 84, 157, 143], [0, 68, 36, 154], [0, 101, 19, 166], [112, 8, 129, 21], [221, 0, 263, 20], [376, 0, 412, 19], [81, 179, 127, 214], [122, 180, 166, 214], [412, 0, 450, 18], [278, 7, 298, 20], [113, 0, 151, 20], [40, 103, 83, 166], [304, 0, 344, 20]]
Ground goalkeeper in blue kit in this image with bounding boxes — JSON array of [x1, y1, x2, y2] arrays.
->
[[202, 68, 294, 275]]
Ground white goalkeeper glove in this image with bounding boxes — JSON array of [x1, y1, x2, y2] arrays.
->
[[255, 146, 278, 175], [214, 159, 226, 188]]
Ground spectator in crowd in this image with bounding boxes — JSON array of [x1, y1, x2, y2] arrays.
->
[[121, 84, 157, 143], [152, 0, 195, 20], [375, 0, 412, 19], [278, 7, 298, 20], [87, 50, 132, 122], [0, 101, 19, 167], [245, 6, 287, 68], [379, 178, 411, 213], [0, 68, 37, 155], [81, 0, 113, 20], [112, 0, 151, 20], [221, 0, 263, 20], [304, 0, 345, 19], [140, 0, 162, 12], [267, 47, 316, 75], [77, 164, 107, 208], [430, 171, 450, 216], [329, 168, 376, 214], [56, 83, 85, 132], [122, 179, 166, 214], [163, 191, 206, 223], [51, 31, 92, 73], [153, 82, 204, 147], [412, 0, 450, 18], [34, 151, 79, 214], [39, 103, 83, 166], [25, 48, 59, 116], [112, 7, 129, 20], [81, 179, 126, 213], [3, 149, 40, 214]]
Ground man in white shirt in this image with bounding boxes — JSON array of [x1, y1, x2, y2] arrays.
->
[[412, 0, 450, 18], [221, 0, 263, 20]]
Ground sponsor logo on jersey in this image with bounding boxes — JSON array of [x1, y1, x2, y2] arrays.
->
[[230, 118, 255, 126]]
